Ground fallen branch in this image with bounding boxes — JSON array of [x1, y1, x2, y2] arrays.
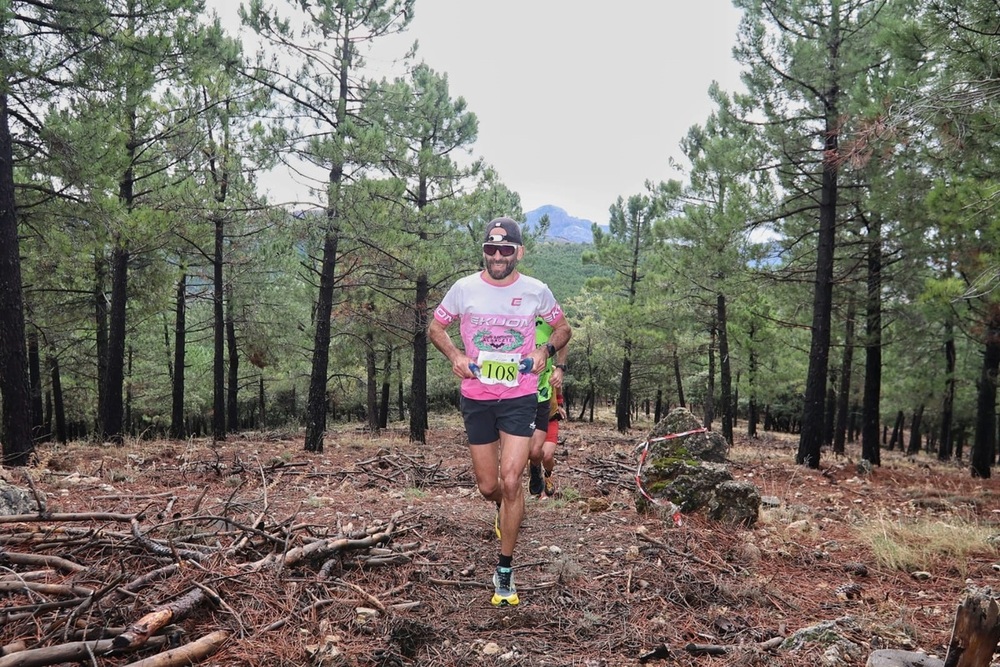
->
[[0, 637, 167, 667], [119, 630, 229, 667]]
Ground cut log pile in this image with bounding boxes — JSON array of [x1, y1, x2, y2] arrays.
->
[[0, 504, 419, 666]]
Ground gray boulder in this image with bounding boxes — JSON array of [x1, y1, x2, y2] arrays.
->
[[1, 480, 37, 516], [636, 408, 759, 525], [708, 480, 761, 527]]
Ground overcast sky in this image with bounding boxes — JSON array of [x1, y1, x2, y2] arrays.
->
[[372, 1, 747, 224], [216, 1, 746, 224]]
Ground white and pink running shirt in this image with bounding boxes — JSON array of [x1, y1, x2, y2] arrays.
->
[[434, 272, 563, 400]]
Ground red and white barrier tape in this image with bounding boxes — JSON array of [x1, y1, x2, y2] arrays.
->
[[634, 428, 708, 527]]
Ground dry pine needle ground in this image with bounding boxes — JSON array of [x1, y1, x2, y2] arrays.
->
[[2, 411, 999, 667]]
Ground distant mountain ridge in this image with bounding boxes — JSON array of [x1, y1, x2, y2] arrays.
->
[[523, 205, 604, 244]]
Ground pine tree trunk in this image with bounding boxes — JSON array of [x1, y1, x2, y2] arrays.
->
[[908, 404, 924, 456], [378, 346, 392, 429], [616, 341, 632, 433], [226, 298, 238, 433], [212, 215, 226, 441], [366, 332, 378, 434], [673, 348, 686, 408], [409, 274, 429, 443], [170, 274, 186, 440], [94, 253, 108, 439], [833, 303, 855, 455], [718, 294, 733, 444], [50, 355, 67, 443], [28, 331, 44, 440], [101, 244, 128, 444], [861, 218, 882, 465], [939, 323, 957, 460], [0, 92, 33, 466], [304, 226, 340, 453], [797, 98, 840, 468], [971, 308, 1000, 478], [705, 323, 716, 430]]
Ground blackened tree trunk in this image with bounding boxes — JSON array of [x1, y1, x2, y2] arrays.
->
[[226, 295, 238, 433], [939, 321, 956, 460], [833, 304, 855, 455], [396, 355, 405, 422], [212, 214, 226, 441], [861, 217, 882, 466], [704, 322, 716, 430], [797, 84, 841, 468], [907, 404, 925, 456], [717, 294, 733, 444], [28, 331, 44, 440], [824, 372, 837, 448], [0, 93, 33, 466], [409, 274, 429, 442], [258, 374, 266, 428], [673, 348, 685, 407], [125, 345, 133, 435], [305, 223, 340, 453], [378, 346, 392, 429], [971, 310, 1000, 478], [654, 388, 663, 424], [101, 244, 128, 444], [616, 340, 632, 433], [365, 332, 378, 433], [170, 274, 186, 440], [888, 410, 904, 452], [49, 355, 67, 443], [94, 253, 108, 438]]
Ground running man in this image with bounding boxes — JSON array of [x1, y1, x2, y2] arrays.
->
[[428, 217, 571, 606], [529, 317, 567, 498]]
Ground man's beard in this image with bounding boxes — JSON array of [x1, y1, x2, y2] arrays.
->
[[486, 257, 517, 281]]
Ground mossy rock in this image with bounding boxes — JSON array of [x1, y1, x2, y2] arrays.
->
[[644, 408, 729, 463]]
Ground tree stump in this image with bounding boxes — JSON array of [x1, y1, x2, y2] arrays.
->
[[866, 589, 1000, 667], [943, 588, 1000, 667]]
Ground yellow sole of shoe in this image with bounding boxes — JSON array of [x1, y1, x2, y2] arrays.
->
[[491, 593, 520, 606]]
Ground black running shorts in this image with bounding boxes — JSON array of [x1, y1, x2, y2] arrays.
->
[[533, 399, 550, 434], [461, 393, 537, 445]]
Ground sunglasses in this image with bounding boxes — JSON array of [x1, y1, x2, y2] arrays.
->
[[483, 243, 518, 257]]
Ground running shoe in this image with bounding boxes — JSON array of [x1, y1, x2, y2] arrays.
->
[[493, 503, 502, 540], [542, 470, 556, 498], [491, 566, 519, 606], [528, 463, 544, 496]]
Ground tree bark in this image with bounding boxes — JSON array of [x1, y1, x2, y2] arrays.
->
[[673, 348, 685, 408], [101, 243, 128, 444], [49, 355, 67, 443], [378, 346, 392, 429], [170, 274, 186, 440], [718, 294, 733, 444], [366, 332, 378, 433], [971, 307, 1000, 478], [861, 215, 882, 465], [409, 274, 429, 442], [0, 92, 33, 466], [212, 214, 226, 441], [833, 303, 855, 455], [939, 321, 957, 460], [797, 70, 841, 468], [226, 292, 238, 433], [616, 341, 632, 433]]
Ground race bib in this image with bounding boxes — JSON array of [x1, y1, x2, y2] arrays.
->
[[476, 351, 522, 388]]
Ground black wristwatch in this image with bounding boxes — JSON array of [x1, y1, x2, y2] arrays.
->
[[555, 364, 567, 371], [545, 342, 556, 358]]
